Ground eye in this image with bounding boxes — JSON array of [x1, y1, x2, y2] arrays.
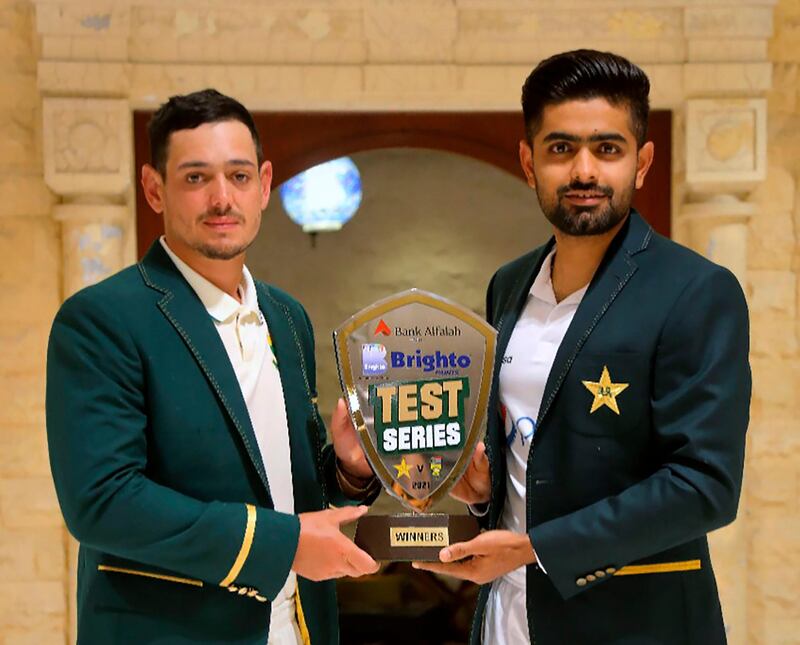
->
[[185, 173, 203, 184], [549, 142, 571, 154], [598, 142, 621, 155], [232, 172, 250, 183]]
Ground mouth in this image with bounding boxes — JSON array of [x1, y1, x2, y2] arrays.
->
[[562, 191, 609, 207], [201, 217, 242, 231]]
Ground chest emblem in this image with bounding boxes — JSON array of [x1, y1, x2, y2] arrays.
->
[[582, 366, 629, 415]]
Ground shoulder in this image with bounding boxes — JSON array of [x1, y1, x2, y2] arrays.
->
[[256, 281, 309, 321], [55, 265, 148, 326], [492, 245, 546, 288], [641, 232, 745, 300]]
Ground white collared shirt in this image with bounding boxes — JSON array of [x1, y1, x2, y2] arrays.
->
[[159, 239, 300, 645], [484, 246, 588, 644]]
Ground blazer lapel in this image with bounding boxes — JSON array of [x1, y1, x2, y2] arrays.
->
[[536, 211, 653, 430], [137, 242, 272, 498], [255, 284, 317, 490]]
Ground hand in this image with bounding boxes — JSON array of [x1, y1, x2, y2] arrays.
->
[[449, 441, 490, 505], [331, 398, 373, 479], [412, 530, 536, 585], [292, 505, 379, 581]]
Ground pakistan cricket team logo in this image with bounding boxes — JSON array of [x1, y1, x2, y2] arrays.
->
[[334, 289, 496, 514]]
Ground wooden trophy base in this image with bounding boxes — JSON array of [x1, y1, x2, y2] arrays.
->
[[354, 513, 480, 562]]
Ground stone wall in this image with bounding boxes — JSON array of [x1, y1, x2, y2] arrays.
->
[[0, 1, 65, 644], [0, 0, 796, 642]]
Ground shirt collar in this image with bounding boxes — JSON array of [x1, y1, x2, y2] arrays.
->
[[159, 237, 260, 323], [529, 246, 588, 307]]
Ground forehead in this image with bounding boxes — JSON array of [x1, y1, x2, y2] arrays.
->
[[166, 120, 257, 166], [537, 98, 636, 140]]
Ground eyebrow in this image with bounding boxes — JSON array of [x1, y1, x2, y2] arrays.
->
[[176, 159, 257, 170], [542, 132, 628, 144]]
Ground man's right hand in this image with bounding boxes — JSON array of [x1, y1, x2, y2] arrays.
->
[[450, 441, 491, 505], [292, 505, 378, 581]]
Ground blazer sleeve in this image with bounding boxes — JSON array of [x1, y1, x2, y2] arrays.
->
[[530, 266, 751, 600], [46, 292, 300, 601]]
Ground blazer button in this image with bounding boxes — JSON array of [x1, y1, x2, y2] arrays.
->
[[595, 570, 606, 578], [238, 587, 250, 595], [606, 567, 617, 575], [576, 577, 587, 587], [255, 595, 267, 603], [227, 585, 239, 593], [586, 574, 596, 582]]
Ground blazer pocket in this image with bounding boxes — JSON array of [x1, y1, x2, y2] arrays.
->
[[564, 352, 649, 437]]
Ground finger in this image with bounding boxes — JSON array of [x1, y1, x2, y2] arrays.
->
[[472, 442, 489, 472], [412, 560, 475, 581], [440, 539, 479, 563], [330, 398, 351, 440], [342, 544, 379, 576], [331, 504, 369, 526]]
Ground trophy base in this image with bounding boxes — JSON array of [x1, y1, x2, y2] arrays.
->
[[354, 513, 480, 562]]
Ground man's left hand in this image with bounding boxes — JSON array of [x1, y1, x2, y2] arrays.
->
[[330, 398, 373, 479], [412, 530, 536, 585]]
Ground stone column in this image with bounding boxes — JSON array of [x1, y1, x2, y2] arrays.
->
[[678, 97, 767, 645], [41, 97, 134, 640]]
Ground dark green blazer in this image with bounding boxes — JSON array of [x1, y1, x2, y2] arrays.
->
[[47, 242, 358, 644], [472, 212, 750, 644]]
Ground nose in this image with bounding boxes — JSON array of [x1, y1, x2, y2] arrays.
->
[[207, 174, 232, 214], [570, 147, 598, 184]]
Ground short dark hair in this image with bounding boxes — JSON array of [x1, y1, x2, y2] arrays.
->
[[147, 88, 264, 175], [521, 49, 650, 147]]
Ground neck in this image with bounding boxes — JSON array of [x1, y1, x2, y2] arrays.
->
[[163, 237, 245, 301], [551, 214, 628, 303]]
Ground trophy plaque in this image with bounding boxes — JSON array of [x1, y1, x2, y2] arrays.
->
[[334, 289, 496, 561]]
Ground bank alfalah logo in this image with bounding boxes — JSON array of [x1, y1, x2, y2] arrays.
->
[[374, 319, 392, 336]]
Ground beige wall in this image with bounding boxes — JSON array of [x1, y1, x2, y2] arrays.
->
[[0, 0, 797, 642], [0, 1, 66, 643]]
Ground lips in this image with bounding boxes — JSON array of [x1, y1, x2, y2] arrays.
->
[[202, 217, 242, 229]]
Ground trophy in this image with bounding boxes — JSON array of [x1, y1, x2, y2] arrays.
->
[[334, 289, 496, 561]]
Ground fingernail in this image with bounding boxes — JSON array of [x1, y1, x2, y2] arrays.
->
[[411, 562, 419, 569], [440, 549, 451, 562]]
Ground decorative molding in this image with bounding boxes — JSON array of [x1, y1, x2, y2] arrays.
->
[[42, 98, 132, 197], [685, 98, 767, 194]]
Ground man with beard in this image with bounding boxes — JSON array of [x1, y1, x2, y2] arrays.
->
[[415, 50, 750, 644], [46, 89, 380, 644]]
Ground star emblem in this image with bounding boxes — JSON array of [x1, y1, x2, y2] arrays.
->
[[393, 457, 411, 480], [582, 366, 629, 415]]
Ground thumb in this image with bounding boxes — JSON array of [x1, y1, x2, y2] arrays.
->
[[331, 504, 369, 526], [440, 539, 478, 563], [472, 442, 489, 471]]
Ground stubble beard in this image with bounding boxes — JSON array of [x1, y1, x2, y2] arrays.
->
[[536, 175, 635, 237]]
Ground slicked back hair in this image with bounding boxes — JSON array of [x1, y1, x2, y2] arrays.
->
[[147, 88, 263, 176], [521, 49, 650, 147]]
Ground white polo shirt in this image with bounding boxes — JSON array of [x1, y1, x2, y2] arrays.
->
[[160, 239, 301, 645], [484, 247, 588, 644]]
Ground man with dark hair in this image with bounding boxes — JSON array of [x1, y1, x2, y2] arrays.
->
[[416, 50, 750, 644], [46, 88, 380, 644]]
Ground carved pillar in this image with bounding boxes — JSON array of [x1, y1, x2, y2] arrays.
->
[[679, 97, 767, 645], [41, 97, 134, 641]]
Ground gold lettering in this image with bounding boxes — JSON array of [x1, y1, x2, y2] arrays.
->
[[375, 385, 396, 424], [419, 382, 443, 420], [441, 380, 464, 418], [397, 384, 418, 423]]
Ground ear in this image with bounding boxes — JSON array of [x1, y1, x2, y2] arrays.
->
[[259, 160, 273, 210], [634, 141, 655, 190], [141, 164, 165, 214], [518, 140, 536, 189]]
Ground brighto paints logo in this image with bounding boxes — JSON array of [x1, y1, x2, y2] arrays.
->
[[362, 343, 388, 376], [391, 349, 471, 375]]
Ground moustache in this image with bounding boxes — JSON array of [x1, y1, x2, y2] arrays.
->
[[198, 209, 245, 223], [557, 182, 614, 198]]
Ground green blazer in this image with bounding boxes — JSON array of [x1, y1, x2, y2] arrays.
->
[[473, 211, 750, 644], [47, 242, 359, 644]]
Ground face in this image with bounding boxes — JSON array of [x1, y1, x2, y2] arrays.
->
[[519, 98, 653, 237], [142, 120, 272, 262]]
